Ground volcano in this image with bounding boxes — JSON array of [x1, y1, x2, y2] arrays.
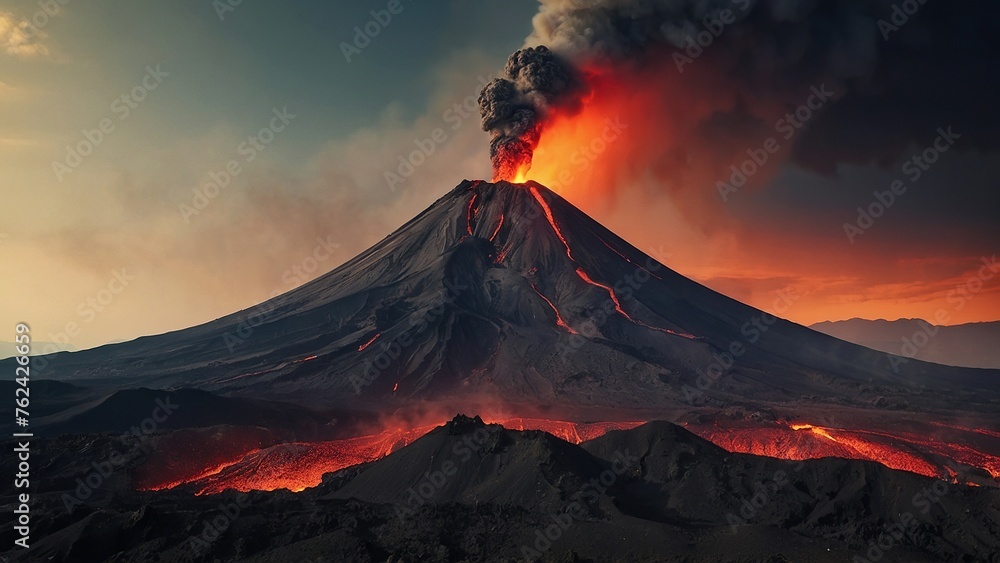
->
[[5, 180, 1000, 562], [27, 180, 997, 417], [17, 178, 1000, 488]]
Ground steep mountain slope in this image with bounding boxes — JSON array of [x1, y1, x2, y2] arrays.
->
[[13, 180, 997, 415]]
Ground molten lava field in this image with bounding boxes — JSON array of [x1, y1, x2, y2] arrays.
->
[[140, 417, 1000, 495]]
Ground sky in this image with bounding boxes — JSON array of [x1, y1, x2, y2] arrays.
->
[[1, 0, 998, 352]]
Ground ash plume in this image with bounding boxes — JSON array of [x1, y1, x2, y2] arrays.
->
[[479, 0, 1000, 189], [478, 46, 577, 181]]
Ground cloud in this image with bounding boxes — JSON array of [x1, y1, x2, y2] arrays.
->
[[0, 11, 51, 58], [3, 50, 497, 349]]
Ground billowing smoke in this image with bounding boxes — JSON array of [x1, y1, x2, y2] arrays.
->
[[479, 0, 1000, 193], [478, 46, 578, 181]]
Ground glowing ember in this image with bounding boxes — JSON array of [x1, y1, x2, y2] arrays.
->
[[575, 267, 627, 315], [790, 423, 838, 442], [358, 333, 380, 352], [489, 213, 505, 242], [528, 185, 576, 261], [141, 456, 248, 492], [466, 192, 478, 235], [530, 283, 578, 334], [930, 421, 1000, 441]]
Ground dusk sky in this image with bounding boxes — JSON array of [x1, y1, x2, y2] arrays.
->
[[2, 0, 998, 351]]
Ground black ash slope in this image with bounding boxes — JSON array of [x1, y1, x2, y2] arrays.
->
[[11, 180, 997, 415]]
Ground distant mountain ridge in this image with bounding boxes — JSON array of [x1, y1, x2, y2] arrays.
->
[[0, 341, 76, 359], [810, 318, 1000, 369]]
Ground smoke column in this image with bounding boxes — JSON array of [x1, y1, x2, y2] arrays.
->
[[478, 46, 577, 181], [479, 0, 999, 200]]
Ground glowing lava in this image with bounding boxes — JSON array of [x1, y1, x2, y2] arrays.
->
[[526, 187, 692, 337], [489, 214, 505, 242], [690, 422, 1000, 482], [142, 417, 1000, 496], [172, 425, 438, 495], [523, 185, 696, 340], [145, 418, 643, 495], [530, 284, 578, 334], [528, 185, 576, 262], [512, 164, 531, 183], [789, 423, 839, 442], [358, 333, 380, 352], [466, 192, 479, 235], [481, 417, 645, 444]]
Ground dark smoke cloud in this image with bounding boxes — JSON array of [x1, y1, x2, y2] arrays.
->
[[525, 0, 1000, 174], [478, 45, 577, 180]]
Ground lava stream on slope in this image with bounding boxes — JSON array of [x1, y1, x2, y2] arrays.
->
[[524, 185, 696, 340]]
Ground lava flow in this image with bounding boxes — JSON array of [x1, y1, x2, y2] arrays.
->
[[358, 332, 380, 352], [483, 417, 644, 444], [526, 185, 696, 340], [688, 421, 1000, 482], [195, 426, 435, 495], [142, 416, 1000, 496], [530, 283, 578, 334], [143, 418, 643, 495]]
